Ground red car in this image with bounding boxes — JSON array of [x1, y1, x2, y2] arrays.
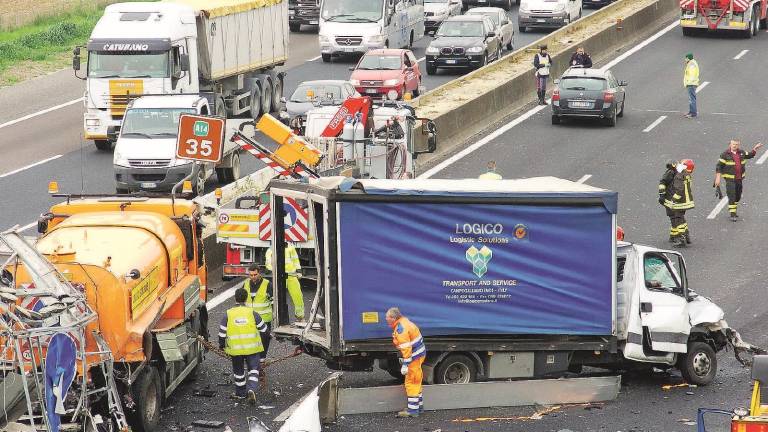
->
[[349, 49, 422, 100]]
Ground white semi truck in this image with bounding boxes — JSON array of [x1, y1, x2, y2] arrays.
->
[[74, 0, 289, 150]]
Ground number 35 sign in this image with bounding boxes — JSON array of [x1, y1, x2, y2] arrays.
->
[[176, 114, 226, 163]]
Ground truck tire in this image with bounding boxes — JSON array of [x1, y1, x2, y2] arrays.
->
[[289, 22, 301, 32], [250, 87, 262, 121], [677, 341, 717, 386], [127, 366, 162, 432], [94, 140, 112, 151], [271, 76, 284, 113], [261, 80, 273, 118], [193, 166, 206, 197], [434, 354, 477, 384], [215, 97, 227, 118], [216, 151, 241, 184]]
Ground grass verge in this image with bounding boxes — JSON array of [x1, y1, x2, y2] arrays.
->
[[0, 6, 104, 87]]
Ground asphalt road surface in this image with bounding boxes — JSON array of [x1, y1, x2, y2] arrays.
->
[[3, 6, 767, 432]]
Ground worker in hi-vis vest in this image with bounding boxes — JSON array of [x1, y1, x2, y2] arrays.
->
[[219, 287, 269, 405], [265, 240, 305, 321]]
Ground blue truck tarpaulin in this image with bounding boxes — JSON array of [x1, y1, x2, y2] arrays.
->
[[338, 201, 614, 341]]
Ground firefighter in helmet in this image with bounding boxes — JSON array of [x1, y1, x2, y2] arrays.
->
[[664, 159, 695, 247]]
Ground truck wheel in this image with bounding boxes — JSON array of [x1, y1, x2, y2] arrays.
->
[[261, 80, 273, 118], [435, 354, 477, 384], [271, 76, 283, 112], [677, 341, 717, 386], [217, 151, 241, 184], [289, 22, 301, 32], [127, 366, 162, 432], [193, 166, 206, 197], [321, 53, 331, 63], [94, 140, 112, 151], [215, 97, 227, 118], [250, 87, 262, 121]]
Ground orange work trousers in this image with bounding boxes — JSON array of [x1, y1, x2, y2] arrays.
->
[[404, 356, 424, 414]]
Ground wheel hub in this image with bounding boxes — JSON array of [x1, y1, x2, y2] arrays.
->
[[444, 362, 470, 384], [692, 352, 711, 376]]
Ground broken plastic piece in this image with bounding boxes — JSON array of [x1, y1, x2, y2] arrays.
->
[[191, 420, 225, 429]]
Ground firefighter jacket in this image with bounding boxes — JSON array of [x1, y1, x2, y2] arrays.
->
[[665, 171, 695, 211], [244, 278, 273, 322], [658, 168, 676, 200], [219, 305, 268, 356], [684, 59, 699, 87], [391, 317, 426, 366], [716, 149, 757, 181]]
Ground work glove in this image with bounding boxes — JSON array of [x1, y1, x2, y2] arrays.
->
[[658, 196, 665, 206], [401, 364, 409, 376], [715, 184, 723, 199]]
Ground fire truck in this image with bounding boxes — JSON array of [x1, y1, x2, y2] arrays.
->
[[216, 97, 437, 280], [680, 0, 768, 36]]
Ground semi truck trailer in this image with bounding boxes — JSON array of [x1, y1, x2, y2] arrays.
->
[[270, 177, 753, 386], [75, 0, 288, 150]]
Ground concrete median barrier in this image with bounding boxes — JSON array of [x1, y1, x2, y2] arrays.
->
[[413, 0, 680, 164]]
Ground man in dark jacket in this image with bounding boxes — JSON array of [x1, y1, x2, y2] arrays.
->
[[658, 159, 677, 242], [569, 47, 592, 68], [533, 45, 552, 105], [714, 140, 763, 221]]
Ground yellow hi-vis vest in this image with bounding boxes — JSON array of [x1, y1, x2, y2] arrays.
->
[[266, 244, 301, 274], [478, 171, 502, 180], [684, 59, 699, 87], [244, 278, 272, 322], [224, 306, 264, 356]]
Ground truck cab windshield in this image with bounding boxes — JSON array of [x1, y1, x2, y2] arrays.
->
[[88, 51, 170, 78], [321, 0, 384, 22], [121, 108, 195, 138]]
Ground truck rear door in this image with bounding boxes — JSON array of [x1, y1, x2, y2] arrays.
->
[[638, 252, 690, 353]]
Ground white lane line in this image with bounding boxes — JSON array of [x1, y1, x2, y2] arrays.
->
[[307, 55, 322, 62], [696, 81, 709, 93], [576, 174, 592, 184], [733, 49, 749, 60], [19, 221, 36, 231], [643, 115, 667, 133], [206, 281, 244, 311], [707, 197, 728, 220], [420, 20, 681, 179], [417, 57, 426, 63], [0, 98, 82, 130], [0, 154, 62, 178], [757, 150, 768, 165]]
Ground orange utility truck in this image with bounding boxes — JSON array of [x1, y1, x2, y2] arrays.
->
[[22, 192, 210, 432]]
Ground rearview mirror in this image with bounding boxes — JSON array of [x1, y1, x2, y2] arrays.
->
[[414, 118, 437, 158], [180, 54, 190, 72], [72, 47, 81, 71]]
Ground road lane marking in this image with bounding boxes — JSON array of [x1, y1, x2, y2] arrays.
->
[[207, 281, 244, 311], [576, 174, 592, 183], [695, 81, 709, 93], [757, 150, 768, 165], [707, 197, 728, 220], [19, 221, 36, 231], [307, 55, 322, 62], [643, 115, 667, 132], [419, 20, 681, 179], [733, 49, 749, 60], [0, 98, 82, 130], [0, 154, 62, 178], [417, 57, 426, 63]]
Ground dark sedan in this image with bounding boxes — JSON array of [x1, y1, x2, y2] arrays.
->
[[425, 15, 502, 74], [551, 67, 627, 126]]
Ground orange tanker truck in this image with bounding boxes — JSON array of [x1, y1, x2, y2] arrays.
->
[[9, 189, 210, 432]]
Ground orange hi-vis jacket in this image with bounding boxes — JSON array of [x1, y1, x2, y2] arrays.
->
[[392, 317, 426, 365]]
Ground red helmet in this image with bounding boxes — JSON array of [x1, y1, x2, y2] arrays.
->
[[617, 226, 625, 241], [681, 159, 694, 173]]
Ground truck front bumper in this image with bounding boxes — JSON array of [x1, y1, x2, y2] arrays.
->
[[114, 163, 195, 192], [84, 110, 121, 141]]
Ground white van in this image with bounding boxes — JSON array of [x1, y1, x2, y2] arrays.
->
[[319, 0, 425, 62], [518, 0, 582, 32]]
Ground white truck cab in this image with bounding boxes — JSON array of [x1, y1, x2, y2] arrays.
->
[[518, 0, 582, 32], [113, 95, 240, 196], [319, 0, 425, 62]]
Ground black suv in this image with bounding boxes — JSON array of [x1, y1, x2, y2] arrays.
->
[[425, 15, 502, 74]]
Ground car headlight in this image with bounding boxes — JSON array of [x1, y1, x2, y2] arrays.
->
[[467, 46, 484, 53], [350, 79, 361, 86], [384, 79, 400, 86], [426, 46, 439, 54], [113, 151, 129, 167], [319, 35, 330, 44], [367, 34, 385, 44]]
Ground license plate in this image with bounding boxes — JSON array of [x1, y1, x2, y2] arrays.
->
[[445, 59, 457, 64], [537, 18, 546, 22], [309, 20, 318, 24], [141, 182, 157, 189], [365, 88, 378, 94], [569, 101, 591, 108]]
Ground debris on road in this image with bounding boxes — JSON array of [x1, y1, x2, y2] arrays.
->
[[452, 404, 602, 423], [662, 383, 689, 391], [194, 389, 219, 398], [192, 420, 226, 429]]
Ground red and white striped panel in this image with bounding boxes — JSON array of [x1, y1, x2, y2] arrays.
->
[[680, 0, 694, 7], [232, 135, 292, 177], [733, 0, 750, 11], [258, 198, 309, 242]]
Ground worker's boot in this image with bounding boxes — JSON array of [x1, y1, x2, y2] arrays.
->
[[538, 90, 546, 105], [685, 229, 691, 244], [673, 235, 686, 248]]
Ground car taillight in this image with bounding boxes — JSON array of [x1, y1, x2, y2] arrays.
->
[[731, 420, 768, 432], [604, 91, 615, 103], [226, 243, 240, 266], [552, 89, 560, 102]]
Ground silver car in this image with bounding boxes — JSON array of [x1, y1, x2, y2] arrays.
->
[[279, 80, 359, 128], [466, 7, 514, 50]]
